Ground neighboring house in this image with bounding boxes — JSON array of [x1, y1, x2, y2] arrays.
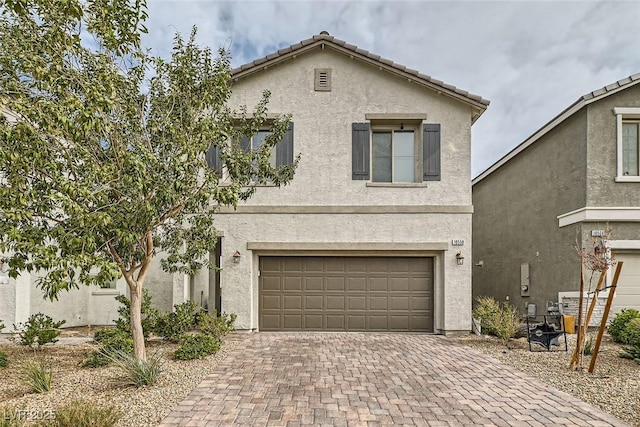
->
[[472, 74, 640, 323], [0, 32, 489, 334]]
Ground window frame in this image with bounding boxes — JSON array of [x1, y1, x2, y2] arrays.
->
[[370, 122, 421, 184], [614, 107, 640, 182]]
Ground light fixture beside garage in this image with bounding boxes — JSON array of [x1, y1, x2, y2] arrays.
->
[[455, 252, 464, 265], [233, 250, 241, 264]]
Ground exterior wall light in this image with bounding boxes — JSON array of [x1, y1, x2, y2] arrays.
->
[[455, 252, 464, 266], [232, 250, 241, 264]]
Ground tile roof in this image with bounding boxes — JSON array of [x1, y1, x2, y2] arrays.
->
[[231, 32, 489, 110], [473, 72, 640, 184]]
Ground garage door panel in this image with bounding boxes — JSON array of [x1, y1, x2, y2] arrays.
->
[[611, 253, 640, 314], [260, 256, 434, 332]]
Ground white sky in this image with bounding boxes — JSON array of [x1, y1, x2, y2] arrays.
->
[[143, 0, 640, 177]]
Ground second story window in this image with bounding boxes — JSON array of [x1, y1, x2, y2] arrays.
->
[[622, 121, 639, 177], [372, 129, 416, 183], [241, 130, 277, 168]]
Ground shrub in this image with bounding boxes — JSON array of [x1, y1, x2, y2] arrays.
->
[[52, 399, 122, 427], [620, 344, 640, 364], [197, 312, 237, 340], [107, 350, 162, 387], [0, 351, 7, 368], [153, 301, 202, 342], [608, 309, 640, 343], [583, 335, 595, 356], [624, 318, 640, 346], [13, 313, 65, 348], [473, 297, 522, 342], [114, 290, 159, 338], [174, 333, 220, 360], [81, 328, 134, 368], [22, 360, 53, 393]]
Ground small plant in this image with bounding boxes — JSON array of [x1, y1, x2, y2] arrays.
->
[[197, 311, 237, 340], [608, 309, 640, 343], [472, 297, 522, 343], [107, 350, 162, 387], [153, 300, 202, 342], [583, 335, 594, 356], [12, 313, 65, 348], [0, 407, 27, 427], [81, 328, 135, 368], [0, 351, 8, 368], [114, 290, 159, 338], [620, 344, 640, 364], [52, 399, 122, 427], [174, 333, 221, 360], [22, 360, 53, 393]]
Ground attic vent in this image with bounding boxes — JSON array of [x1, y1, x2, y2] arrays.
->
[[314, 68, 331, 91]]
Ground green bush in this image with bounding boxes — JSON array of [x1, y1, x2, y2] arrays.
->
[[624, 318, 640, 346], [473, 296, 522, 342], [107, 350, 162, 387], [620, 344, 640, 364], [197, 311, 236, 340], [22, 360, 53, 393], [0, 351, 7, 368], [13, 313, 65, 348], [174, 333, 220, 360], [607, 309, 640, 343], [583, 335, 595, 356], [51, 399, 122, 427], [152, 301, 202, 342], [114, 290, 159, 338], [82, 328, 134, 368]]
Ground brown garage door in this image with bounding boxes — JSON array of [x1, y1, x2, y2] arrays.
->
[[259, 256, 434, 331]]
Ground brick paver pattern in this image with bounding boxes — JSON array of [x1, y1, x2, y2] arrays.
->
[[158, 333, 630, 426]]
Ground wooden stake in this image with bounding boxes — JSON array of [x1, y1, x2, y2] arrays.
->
[[571, 262, 585, 370], [589, 262, 623, 373]]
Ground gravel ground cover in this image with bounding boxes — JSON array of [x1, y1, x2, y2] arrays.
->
[[0, 331, 238, 427], [1, 330, 638, 426], [454, 333, 640, 426]]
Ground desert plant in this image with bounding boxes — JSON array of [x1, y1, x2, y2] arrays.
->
[[197, 312, 237, 341], [608, 309, 640, 343], [107, 350, 162, 387], [51, 400, 122, 427], [0, 351, 7, 368], [583, 335, 595, 356], [81, 328, 135, 368], [152, 301, 202, 342], [473, 297, 522, 343], [114, 290, 159, 339], [619, 344, 640, 364], [22, 360, 53, 393], [624, 318, 640, 346], [174, 333, 221, 360], [12, 314, 65, 348]]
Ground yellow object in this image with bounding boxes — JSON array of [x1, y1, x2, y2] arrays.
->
[[563, 314, 575, 334]]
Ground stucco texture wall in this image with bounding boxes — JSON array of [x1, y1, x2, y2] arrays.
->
[[473, 110, 588, 315]]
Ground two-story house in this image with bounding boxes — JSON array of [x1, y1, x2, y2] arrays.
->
[[183, 32, 489, 334], [473, 74, 640, 321], [0, 32, 488, 334]]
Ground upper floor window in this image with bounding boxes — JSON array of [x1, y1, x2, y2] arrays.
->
[[614, 107, 640, 182], [352, 120, 440, 184], [622, 122, 639, 177]]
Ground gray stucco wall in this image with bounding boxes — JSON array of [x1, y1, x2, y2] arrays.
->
[[586, 83, 640, 208], [472, 110, 588, 315]]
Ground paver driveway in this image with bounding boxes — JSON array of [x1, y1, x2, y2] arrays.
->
[[158, 333, 629, 427]]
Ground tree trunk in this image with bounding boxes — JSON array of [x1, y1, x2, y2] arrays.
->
[[128, 282, 147, 362]]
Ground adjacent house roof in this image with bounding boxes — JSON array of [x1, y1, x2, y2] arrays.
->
[[473, 72, 640, 185], [231, 31, 489, 122]]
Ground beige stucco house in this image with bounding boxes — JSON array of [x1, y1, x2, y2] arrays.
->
[[473, 73, 640, 323], [0, 32, 488, 334]]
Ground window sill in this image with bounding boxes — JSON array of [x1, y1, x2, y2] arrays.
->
[[615, 176, 640, 182], [366, 182, 429, 188], [91, 290, 120, 296]]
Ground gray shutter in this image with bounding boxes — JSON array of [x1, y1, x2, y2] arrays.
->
[[276, 122, 294, 166], [423, 124, 441, 181], [352, 122, 370, 180], [206, 145, 221, 172]]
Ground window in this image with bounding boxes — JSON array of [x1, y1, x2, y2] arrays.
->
[[352, 121, 440, 183], [206, 122, 294, 174], [99, 280, 116, 289], [622, 122, 639, 177], [614, 107, 640, 182], [372, 129, 415, 182]]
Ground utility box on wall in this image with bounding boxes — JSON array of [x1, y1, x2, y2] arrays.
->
[[520, 263, 530, 297]]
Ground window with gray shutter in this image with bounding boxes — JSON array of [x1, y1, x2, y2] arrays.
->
[[276, 122, 294, 166], [352, 122, 370, 180], [423, 124, 441, 181]]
